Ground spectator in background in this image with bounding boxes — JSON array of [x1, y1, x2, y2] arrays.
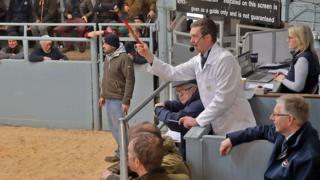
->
[[31, 0, 59, 36], [155, 80, 204, 159], [0, 0, 7, 22], [220, 94, 320, 180], [98, 33, 135, 163], [124, 0, 156, 22], [125, 26, 148, 64], [0, 32, 24, 60], [93, 0, 119, 23], [6, 0, 33, 35], [275, 25, 320, 93], [54, 0, 94, 53], [29, 35, 68, 62]]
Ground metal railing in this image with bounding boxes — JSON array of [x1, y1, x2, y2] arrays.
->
[[0, 22, 102, 130], [118, 81, 171, 180], [173, 16, 224, 48], [0, 22, 164, 179], [97, 22, 157, 64]]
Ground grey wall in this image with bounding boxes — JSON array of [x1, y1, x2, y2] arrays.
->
[[0, 60, 94, 129]]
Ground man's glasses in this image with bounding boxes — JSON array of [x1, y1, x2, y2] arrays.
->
[[269, 113, 290, 119]]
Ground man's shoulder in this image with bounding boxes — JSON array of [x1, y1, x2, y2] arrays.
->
[[209, 45, 236, 63], [118, 52, 132, 60]]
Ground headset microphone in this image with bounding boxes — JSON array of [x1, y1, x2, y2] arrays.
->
[[189, 35, 204, 52]]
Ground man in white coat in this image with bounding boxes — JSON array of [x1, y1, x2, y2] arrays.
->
[[137, 18, 256, 134]]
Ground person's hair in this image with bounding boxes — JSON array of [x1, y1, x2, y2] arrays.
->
[[190, 18, 218, 43], [128, 121, 162, 142], [39, 35, 52, 46], [130, 133, 164, 172], [288, 25, 315, 54], [276, 94, 309, 126]]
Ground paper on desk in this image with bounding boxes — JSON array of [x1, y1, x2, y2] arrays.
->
[[268, 69, 288, 75], [258, 63, 283, 68], [247, 83, 274, 89]]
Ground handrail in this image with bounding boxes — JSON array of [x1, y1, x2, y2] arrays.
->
[[118, 81, 171, 180]]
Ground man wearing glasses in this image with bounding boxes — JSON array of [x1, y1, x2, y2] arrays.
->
[[220, 94, 320, 180]]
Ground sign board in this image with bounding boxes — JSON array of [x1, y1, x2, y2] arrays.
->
[[177, 0, 281, 27]]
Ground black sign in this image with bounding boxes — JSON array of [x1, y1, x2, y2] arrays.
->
[[177, 0, 281, 27]]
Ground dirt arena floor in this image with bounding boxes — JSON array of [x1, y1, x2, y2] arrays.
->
[[0, 126, 116, 180]]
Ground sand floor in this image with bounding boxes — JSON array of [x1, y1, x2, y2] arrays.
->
[[0, 126, 115, 180]]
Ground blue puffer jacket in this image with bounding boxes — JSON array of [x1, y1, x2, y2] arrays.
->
[[228, 122, 320, 180]]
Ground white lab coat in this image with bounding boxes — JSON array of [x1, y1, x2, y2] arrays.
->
[[148, 43, 256, 135]]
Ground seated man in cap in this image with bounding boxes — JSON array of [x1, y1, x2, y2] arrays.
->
[[155, 80, 204, 159], [29, 35, 68, 62], [0, 33, 24, 60]]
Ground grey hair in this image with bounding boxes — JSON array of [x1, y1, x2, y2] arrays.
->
[[276, 94, 309, 126], [39, 35, 52, 45]]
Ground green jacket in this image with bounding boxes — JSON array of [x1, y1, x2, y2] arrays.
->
[[101, 44, 135, 105]]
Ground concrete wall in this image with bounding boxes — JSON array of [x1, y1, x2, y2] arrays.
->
[[0, 60, 94, 129]]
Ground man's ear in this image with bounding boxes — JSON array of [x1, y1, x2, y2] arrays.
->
[[204, 33, 212, 43], [134, 157, 141, 168], [288, 115, 295, 125]]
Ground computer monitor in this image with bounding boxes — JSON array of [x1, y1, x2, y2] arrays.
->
[[250, 31, 273, 66], [274, 30, 291, 63], [249, 29, 291, 65]]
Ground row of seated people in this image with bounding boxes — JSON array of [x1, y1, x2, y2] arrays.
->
[[0, 28, 150, 63], [0, 31, 147, 64], [0, 0, 157, 53]]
